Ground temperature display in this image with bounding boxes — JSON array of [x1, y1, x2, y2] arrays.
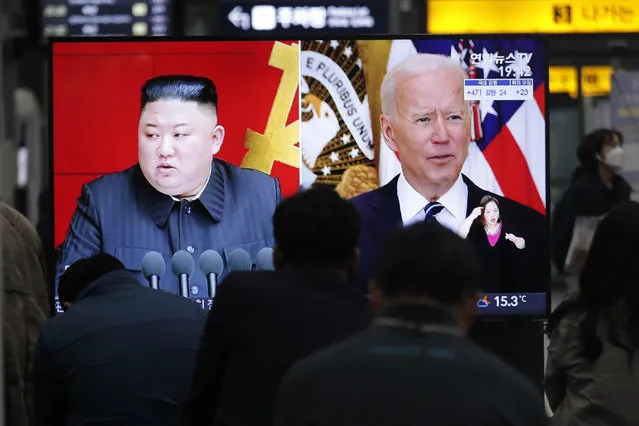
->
[[475, 293, 546, 316], [493, 294, 527, 307]]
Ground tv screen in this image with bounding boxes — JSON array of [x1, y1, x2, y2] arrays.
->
[[50, 36, 549, 318]]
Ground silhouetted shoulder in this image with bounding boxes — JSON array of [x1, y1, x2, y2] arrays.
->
[[221, 160, 279, 188], [499, 194, 544, 220], [472, 183, 546, 227], [350, 178, 398, 213], [351, 186, 382, 208], [219, 160, 281, 203], [219, 270, 279, 294], [463, 175, 545, 222], [147, 286, 209, 319], [280, 329, 368, 385], [470, 343, 545, 419], [84, 165, 138, 196]]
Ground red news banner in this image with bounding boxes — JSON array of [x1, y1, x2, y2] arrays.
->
[[52, 40, 301, 247]]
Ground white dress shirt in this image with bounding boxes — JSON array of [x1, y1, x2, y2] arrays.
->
[[170, 167, 212, 202], [397, 172, 468, 232]]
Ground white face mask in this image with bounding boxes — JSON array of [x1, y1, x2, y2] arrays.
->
[[601, 146, 624, 171]]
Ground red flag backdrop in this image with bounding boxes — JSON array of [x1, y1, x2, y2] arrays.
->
[[52, 40, 300, 247]]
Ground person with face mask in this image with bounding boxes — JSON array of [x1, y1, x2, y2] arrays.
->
[[552, 128, 632, 276]]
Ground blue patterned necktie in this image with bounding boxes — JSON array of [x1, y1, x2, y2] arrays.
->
[[424, 202, 444, 223]]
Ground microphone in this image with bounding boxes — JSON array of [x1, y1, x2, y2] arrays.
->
[[255, 247, 274, 271], [199, 250, 224, 298], [141, 251, 165, 290], [171, 250, 195, 298], [227, 249, 253, 272]]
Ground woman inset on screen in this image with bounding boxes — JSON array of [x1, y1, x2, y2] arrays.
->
[[458, 195, 526, 250], [457, 195, 527, 292]]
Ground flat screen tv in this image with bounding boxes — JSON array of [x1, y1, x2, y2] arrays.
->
[[50, 35, 549, 318]]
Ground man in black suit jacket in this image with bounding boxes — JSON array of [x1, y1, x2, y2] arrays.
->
[[351, 54, 548, 385], [350, 53, 547, 295], [183, 188, 372, 426], [56, 75, 281, 309], [33, 253, 207, 426], [275, 222, 547, 426]]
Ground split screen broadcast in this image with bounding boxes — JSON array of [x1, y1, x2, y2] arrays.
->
[[51, 37, 550, 317]]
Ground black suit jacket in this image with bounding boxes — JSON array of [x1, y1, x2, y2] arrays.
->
[[351, 174, 548, 294], [183, 267, 372, 426], [33, 270, 207, 426], [275, 304, 547, 426], [56, 160, 281, 308], [467, 220, 529, 293]]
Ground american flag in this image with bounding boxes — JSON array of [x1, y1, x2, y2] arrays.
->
[[378, 38, 547, 215]]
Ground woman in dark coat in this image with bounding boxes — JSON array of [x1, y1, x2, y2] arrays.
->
[[552, 128, 631, 275], [457, 195, 527, 292]]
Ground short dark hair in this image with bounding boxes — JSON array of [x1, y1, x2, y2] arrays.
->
[[58, 253, 125, 305], [478, 195, 501, 226], [374, 222, 482, 304], [273, 188, 361, 267], [140, 75, 218, 113], [611, 129, 624, 144], [573, 128, 622, 179]]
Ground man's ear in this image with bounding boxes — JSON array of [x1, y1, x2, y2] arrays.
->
[[458, 293, 478, 334], [380, 114, 398, 152], [347, 247, 360, 278], [211, 125, 225, 156], [369, 280, 383, 314], [272, 246, 283, 271]]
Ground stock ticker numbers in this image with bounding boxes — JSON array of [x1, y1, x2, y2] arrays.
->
[[220, 1, 388, 34], [464, 79, 534, 102], [41, 0, 172, 38]]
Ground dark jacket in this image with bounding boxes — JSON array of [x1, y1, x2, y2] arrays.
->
[[33, 270, 207, 426], [546, 309, 639, 425], [36, 187, 55, 307], [183, 267, 372, 426], [55, 159, 281, 309], [276, 303, 547, 426], [1, 202, 51, 426], [552, 173, 631, 274], [467, 220, 528, 293]]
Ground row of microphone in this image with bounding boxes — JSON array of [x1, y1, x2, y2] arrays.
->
[[140, 247, 274, 298]]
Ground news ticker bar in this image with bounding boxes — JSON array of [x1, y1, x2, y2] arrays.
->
[[475, 293, 546, 316], [55, 294, 547, 315], [464, 79, 534, 101], [195, 293, 547, 315], [55, 296, 215, 313]]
